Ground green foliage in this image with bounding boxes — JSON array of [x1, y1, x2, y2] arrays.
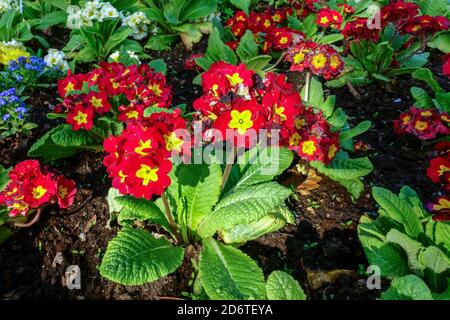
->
[[409, 68, 449, 112], [64, 19, 143, 64], [266, 271, 307, 300], [0, 9, 35, 43], [99, 227, 185, 285], [22, 0, 67, 31], [195, 28, 272, 76], [99, 147, 301, 298], [358, 186, 450, 298], [199, 238, 266, 299], [142, 0, 217, 50], [28, 123, 110, 161], [333, 35, 430, 87], [0, 166, 10, 193]]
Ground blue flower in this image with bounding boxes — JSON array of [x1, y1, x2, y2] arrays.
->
[[2, 114, 10, 121], [15, 106, 27, 114]]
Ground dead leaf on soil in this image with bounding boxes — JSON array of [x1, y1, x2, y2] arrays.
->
[[296, 169, 322, 196], [306, 268, 358, 290]]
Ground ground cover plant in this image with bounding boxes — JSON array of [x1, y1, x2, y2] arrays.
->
[[0, 0, 449, 301]]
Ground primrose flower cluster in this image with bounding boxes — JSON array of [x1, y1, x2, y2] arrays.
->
[[341, 0, 449, 42], [285, 40, 344, 79], [66, 0, 120, 29], [66, 1, 154, 40], [426, 142, 450, 221], [0, 88, 29, 138], [103, 109, 188, 200], [0, 160, 77, 217], [0, 0, 17, 13], [393, 107, 450, 140], [194, 61, 340, 163], [55, 62, 172, 130], [224, 8, 305, 52]]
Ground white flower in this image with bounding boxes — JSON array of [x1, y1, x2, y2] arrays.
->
[[44, 49, 69, 72], [109, 50, 140, 63], [109, 50, 120, 62], [99, 3, 119, 21], [122, 11, 152, 40], [0, 0, 17, 14]]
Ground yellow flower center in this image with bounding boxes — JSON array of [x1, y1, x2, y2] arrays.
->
[[320, 16, 329, 24], [402, 115, 411, 124], [421, 110, 432, 117], [126, 110, 139, 119], [295, 118, 306, 129], [264, 19, 271, 28], [273, 14, 281, 22], [226, 73, 244, 86], [330, 55, 341, 69], [279, 36, 289, 45], [164, 132, 184, 152], [74, 111, 88, 125], [65, 82, 75, 93], [32, 185, 47, 200], [434, 198, 450, 211], [289, 132, 301, 146], [149, 83, 162, 96], [135, 164, 159, 186], [301, 140, 317, 156], [293, 51, 305, 64], [439, 165, 450, 176], [274, 105, 287, 121], [229, 110, 253, 135], [119, 170, 127, 183], [311, 53, 327, 69], [58, 186, 68, 199], [90, 96, 103, 109], [414, 120, 428, 131], [134, 139, 152, 156]]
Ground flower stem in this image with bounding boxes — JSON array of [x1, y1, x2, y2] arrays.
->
[[221, 145, 236, 191], [15, 207, 43, 228], [161, 192, 183, 244], [304, 72, 311, 102]]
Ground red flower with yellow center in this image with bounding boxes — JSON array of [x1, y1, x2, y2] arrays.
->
[[85, 92, 111, 114], [67, 104, 94, 131], [56, 176, 77, 209], [310, 52, 328, 74], [414, 120, 428, 131], [23, 175, 57, 208], [300, 138, 318, 158], [427, 156, 450, 183]]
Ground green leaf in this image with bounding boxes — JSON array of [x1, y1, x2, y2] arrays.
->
[[28, 125, 99, 161], [401, 52, 429, 69], [425, 220, 450, 255], [410, 87, 434, 108], [180, 0, 217, 21], [205, 27, 237, 65], [33, 11, 67, 30], [415, 0, 448, 16], [386, 229, 425, 277], [372, 187, 423, 239], [148, 59, 167, 75], [115, 196, 170, 231], [104, 26, 133, 55], [199, 238, 266, 300], [340, 121, 372, 142], [358, 219, 410, 278], [301, 76, 323, 108], [227, 147, 293, 194], [0, 166, 10, 192], [99, 228, 184, 285], [245, 55, 272, 73], [197, 182, 292, 238], [173, 163, 222, 233], [435, 92, 450, 112], [266, 271, 306, 300], [236, 30, 258, 63], [412, 68, 443, 93], [419, 246, 450, 292], [145, 34, 177, 51], [74, 47, 97, 63], [313, 156, 373, 181], [381, 275, 433, 300], [229, 0, 251, 15], [318, 33, 344, 45], [107, 188, 123, 214], [221, 206, 293, 244], [428, 31, 450, 54], [339, 179, 365, 200]]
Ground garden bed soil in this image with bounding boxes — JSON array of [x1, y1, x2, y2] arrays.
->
[[0, 45, 448, 300]]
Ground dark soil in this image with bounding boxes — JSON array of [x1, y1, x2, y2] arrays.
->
[[0, 43, 448, 300]]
